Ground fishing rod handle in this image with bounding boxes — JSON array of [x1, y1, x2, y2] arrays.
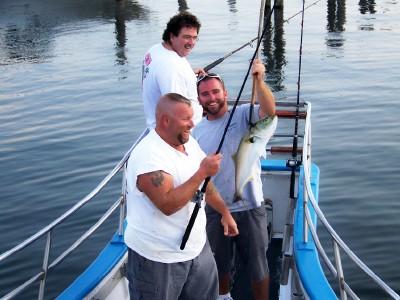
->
[[180, 204, 200, 250], [203, 58, 224, 72]]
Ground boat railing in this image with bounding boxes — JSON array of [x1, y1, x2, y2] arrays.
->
[[0, 129, 149, 300], [299, 102, 400, 300]]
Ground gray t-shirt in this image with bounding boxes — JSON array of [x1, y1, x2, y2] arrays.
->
[[192, 104, 265, 213]]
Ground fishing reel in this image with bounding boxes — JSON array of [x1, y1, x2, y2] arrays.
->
[[191, 190, 204, 207], [286, 157, 302, 169]]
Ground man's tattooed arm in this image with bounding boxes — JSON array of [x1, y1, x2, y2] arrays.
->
[[149, 171, 164, 187]]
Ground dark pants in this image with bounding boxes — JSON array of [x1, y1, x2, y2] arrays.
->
[[127, 242, 218, 300], [207, 206, 269, 282]]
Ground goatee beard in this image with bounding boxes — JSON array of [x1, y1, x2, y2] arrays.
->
[[178, 134, 188, 144]]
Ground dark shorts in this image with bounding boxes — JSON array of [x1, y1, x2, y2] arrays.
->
[[207, 206, 269, 283], [127, 241, 218, 300]]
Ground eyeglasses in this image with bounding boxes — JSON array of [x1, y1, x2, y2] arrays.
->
[[182, 35, 199, 42], [196, 73, 223, 86]]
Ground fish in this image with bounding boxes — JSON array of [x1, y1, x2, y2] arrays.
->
[[234, 115, 278, 200]]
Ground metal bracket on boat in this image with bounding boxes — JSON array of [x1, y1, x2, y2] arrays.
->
[[191, 190, 204, 207]]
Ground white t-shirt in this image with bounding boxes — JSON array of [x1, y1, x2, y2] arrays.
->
[[124, 130, 207, 263], [141, 43, 203, 128]]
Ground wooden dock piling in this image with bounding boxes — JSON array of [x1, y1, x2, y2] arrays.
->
[[266, 0, 284, 9]]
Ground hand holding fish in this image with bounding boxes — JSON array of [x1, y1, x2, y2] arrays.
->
[[235, 116, 278, 200]]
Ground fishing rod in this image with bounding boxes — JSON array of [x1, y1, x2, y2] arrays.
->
[[180, 0, 275, 250], [248, 0, 266, 127], [203, 38, 257, 72], [203, 0, 322, 73], [287, 0, 306, 199]]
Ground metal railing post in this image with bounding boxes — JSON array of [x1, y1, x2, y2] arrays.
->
[[333, 241, 347, 300], [302, 174, 308, 243], [118, 163, 128, 236], [38, 231, 52, 300]]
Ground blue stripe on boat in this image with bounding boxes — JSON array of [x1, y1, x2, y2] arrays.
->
[[294, 164, 337, 299], [56, 232, 127, 300]]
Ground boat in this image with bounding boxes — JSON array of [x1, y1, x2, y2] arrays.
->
[[1, 96, 399, 299], [1, 2, 400, 300]]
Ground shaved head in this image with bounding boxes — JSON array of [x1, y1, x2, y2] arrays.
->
[[155, 93, 194, 147], [156, 93, 192, 120]]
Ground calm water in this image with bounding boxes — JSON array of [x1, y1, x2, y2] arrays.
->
[[1, 0, 400, 298]]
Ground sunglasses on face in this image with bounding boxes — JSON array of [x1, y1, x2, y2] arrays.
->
[[196, 73, 223, 86]]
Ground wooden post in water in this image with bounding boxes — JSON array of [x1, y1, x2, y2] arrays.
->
[[266, 0, 284, 9], [178, 0, 189, 11], [275, 0, 284, 8]]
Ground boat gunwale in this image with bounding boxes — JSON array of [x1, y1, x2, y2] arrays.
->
[[295, 102, 400, 300]]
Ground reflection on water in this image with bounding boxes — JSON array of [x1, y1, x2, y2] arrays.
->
[[262, 7, 286, 92], [326, 0, 346, 48], [227, 0, 238, 13], [1, 15, 54, 64], [358, 0, 376, 31], [359, 0, 376, 14], [115, 0, 127, 66], [0, 0, 148, 65], [178, 0, 189, 11]]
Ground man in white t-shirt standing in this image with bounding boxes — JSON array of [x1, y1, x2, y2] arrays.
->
[[142, 12, 204, 128], [125, 93, 239, 300]]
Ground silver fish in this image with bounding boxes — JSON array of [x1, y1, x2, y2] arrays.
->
[[234, 115, 278, 200]]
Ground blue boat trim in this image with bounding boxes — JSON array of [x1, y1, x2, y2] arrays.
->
[[56, 232, 127, 300], [294, 164, 337, 299], [261, 159, 292, 171]]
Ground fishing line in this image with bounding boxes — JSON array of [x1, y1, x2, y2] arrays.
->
[[214, 4, 275, 155], [203, 0, 322, 73], [248, 0, 267, 127], [180, 0, 276, 250]]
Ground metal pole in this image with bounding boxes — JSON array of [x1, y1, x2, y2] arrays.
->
[[303, 173, 308, 243], [38, 231, 52, 300], [333, 242, 348, 300], [118, 164, 128, 236]]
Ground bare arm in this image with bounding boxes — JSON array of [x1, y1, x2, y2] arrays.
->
[[137, 154, 222, 216], [205, 182, 239, 236], [252, 58, 276, 118]]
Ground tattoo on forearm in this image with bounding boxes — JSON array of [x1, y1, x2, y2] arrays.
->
[[150, 171, 164, 187]]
